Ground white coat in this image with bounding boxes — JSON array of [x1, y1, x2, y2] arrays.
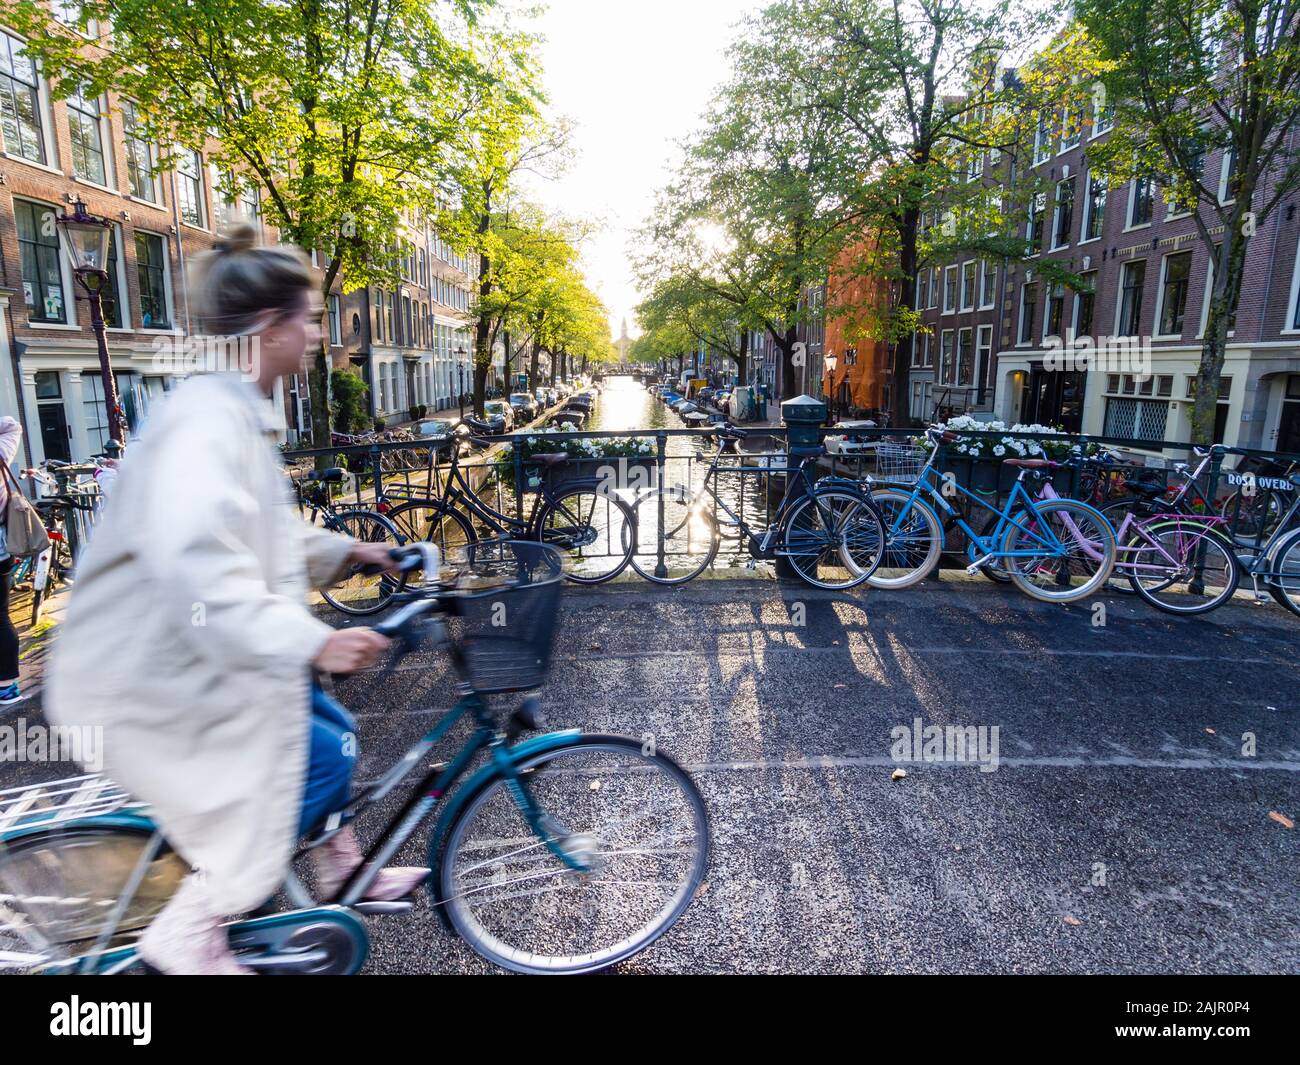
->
[[46, 374, 354, 913]]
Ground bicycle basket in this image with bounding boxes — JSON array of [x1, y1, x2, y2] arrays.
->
[[875, 441, 929, 484], [445, 540, 564, 695]]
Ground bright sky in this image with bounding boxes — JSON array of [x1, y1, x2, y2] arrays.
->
[[519, 0, 759, 342]]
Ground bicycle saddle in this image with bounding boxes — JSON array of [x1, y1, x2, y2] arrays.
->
[[1004, 458, 1054, 468], [526, 453, 568, 468], [788, 445, 824, 459]]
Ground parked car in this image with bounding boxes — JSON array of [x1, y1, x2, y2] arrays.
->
[[483, 400, 514, 432], [510, 392, 539, 422], [714, 390, 731, 414]]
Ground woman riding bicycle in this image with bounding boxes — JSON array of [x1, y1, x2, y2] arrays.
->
[[46, 223, 426, 975]]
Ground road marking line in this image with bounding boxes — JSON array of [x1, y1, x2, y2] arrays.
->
[[679, 754, 1300, 773]]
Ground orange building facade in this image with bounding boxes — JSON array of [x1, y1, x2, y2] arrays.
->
[[822, 239, 892, 417]]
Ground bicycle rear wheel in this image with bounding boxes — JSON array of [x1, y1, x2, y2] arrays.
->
[[384, 499, 478, 584], [999, 499, 1116, 603], [535, 485, 635, 584], [1266, 528, 1300, 618], [781, 488, 882, 590], [319, 510, 404, 616], [437, 735, 709, 974], [1126, 520, 1239, 615]]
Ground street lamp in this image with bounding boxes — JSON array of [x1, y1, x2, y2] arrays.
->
[[58, 197, 125, 448], [824, 351, 838, 424], [455, 346, 467, 418]]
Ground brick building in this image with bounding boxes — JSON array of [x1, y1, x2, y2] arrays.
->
[[913, 82, 1300, 454]]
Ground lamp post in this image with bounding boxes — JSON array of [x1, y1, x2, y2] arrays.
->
[[455, 347, 467, 418], [824, 351, 839, 424], [58, 198, 124, 448]]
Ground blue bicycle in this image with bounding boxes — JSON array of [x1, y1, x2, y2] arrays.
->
[[864, 428, 1118, 602], [0, 542, 710, 975]]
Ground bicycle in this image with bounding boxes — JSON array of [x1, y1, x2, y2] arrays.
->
[[381, 416, 637, 585], [0, 541, 710, 975], [292, 466, 405, 616], [864, 428, 1117, 602], [628, 423, 886, 589]]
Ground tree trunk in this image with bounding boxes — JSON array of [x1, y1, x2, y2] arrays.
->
[[891, 205, 921, 428], [1190, 228, 1246, 445], [737, 331, 749, 386], [529, 338, 541, 391]]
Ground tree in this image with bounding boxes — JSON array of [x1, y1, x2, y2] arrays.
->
[[13, 0, 498, 447], [636, 274, 755, 385], [1073, 0, 1300, 443]]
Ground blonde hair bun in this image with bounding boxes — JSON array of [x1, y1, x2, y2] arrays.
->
[[216, 222, 259, 255]]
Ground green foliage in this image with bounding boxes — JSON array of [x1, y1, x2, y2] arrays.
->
[[329, 368, 370, 434]]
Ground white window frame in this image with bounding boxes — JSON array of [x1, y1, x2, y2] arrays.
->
[[1050, 176, 1074, 251], [133, 228, 176, 333], [328, 293, 342, 346], [939, 329, 956, 384], [1284, 231, 1300, 334], [1152, 250, 1193, 339], [1043, 282, 1066, 341], [956, 326, 974, 386], [121, 99, 161, 204], [942, 264, 958, 314], [1125, 176, 1153, 231], [174, 147, 207, 229], [0, 31, 59, 171], [978, 260, 997, 310], [959, 260, 976, 312], [1072, 272, 1097, 338], [66, 85, 115, 191], [976, 324, 993, 393], [1079, 172, 1105, 244], [1114, 259, 1147, 338], [14, 196, 77, 325], [1197, 247, 1238, 340], [1017, 281, 1037, 346], [102, 222, 133, 331]]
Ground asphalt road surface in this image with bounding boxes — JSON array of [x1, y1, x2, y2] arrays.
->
[[4, 574, 1296, 974], [327, 574, 1299, 974]]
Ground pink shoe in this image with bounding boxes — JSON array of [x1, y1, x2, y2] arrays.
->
[[137, 875, 254, 975], [314, 826, 429, 902]]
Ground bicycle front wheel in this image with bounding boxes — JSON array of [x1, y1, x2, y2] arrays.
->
[[535, 485, 635, 584], [781, 489, 882, 590], [629, 487, 719, 584], [319, 510, 404, 615], [1266, 527, 1300, 618], [437, 735, 709, 974], [999, 499, 1116, 603]]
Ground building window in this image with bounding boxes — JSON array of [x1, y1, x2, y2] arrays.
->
[[957, 327, 974, 386], [175, 149, 205, 227], [15, 200, 66, 323], [122, 100, 160, 202], [1059, 103, 1083, 151], [1052, 177, 1075, 249], [1074, 272, 1097, 337], [960, 261, 977, 312], [135, 232, 171, 329], [914, 270, 926, 309], [1091, 88, 1113, 135], [1045, 282, 1066, 339], [0, 33, 49, 165], [1202, 244, 1241, 334], [103, 228, 126, 329], [941, 265, 957, 313], [979, 260, 997, 309], [1027, 192, 1045, 254], [1128, 175, 1154, 227], [1018, 281, 1038, 344], [976, 324, 993, 394], [328, 294, 341, 346], [1117, 260, 1146, 336], [940, 329, 955, 383], [1033, 112, 1051, 164], [1104, 396, 1169, 442], [1157, 251, 1193, 336], [927, 268, 938, 309], [66, 84, 108, 185], [1082, 174, 1106, 241]]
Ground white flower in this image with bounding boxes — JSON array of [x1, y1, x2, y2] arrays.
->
[[993, 444, 1006, 457]]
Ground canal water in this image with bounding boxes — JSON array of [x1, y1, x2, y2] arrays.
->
[[587, 374, 778, 570]]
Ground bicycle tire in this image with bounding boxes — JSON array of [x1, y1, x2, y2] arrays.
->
[[319, 510, 406, 616], [534, 484, 636, 584], [999, 499, 1116, 603], [629, 487, 719, 584], [781, 487, 881, 590], [1125, 520, 1239, 616], [866, 488, 942, 589], [1265, 527, 1300, 618], [435, 734, 709, 975]]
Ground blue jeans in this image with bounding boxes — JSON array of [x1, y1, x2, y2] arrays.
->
[[298, 684, 357, 837]]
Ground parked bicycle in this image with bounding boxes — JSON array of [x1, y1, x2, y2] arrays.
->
[[629, 423, 886, 589], [0, 541, 710, 975], [381, 416, 637, 585], [292, 466, 404, 616], [864, 429, 1117, 601]]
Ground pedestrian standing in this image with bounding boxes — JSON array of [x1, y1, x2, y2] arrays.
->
[[0, 415, 24, 704]]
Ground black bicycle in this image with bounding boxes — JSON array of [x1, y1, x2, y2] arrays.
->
[[382, 417, 636, 585]]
